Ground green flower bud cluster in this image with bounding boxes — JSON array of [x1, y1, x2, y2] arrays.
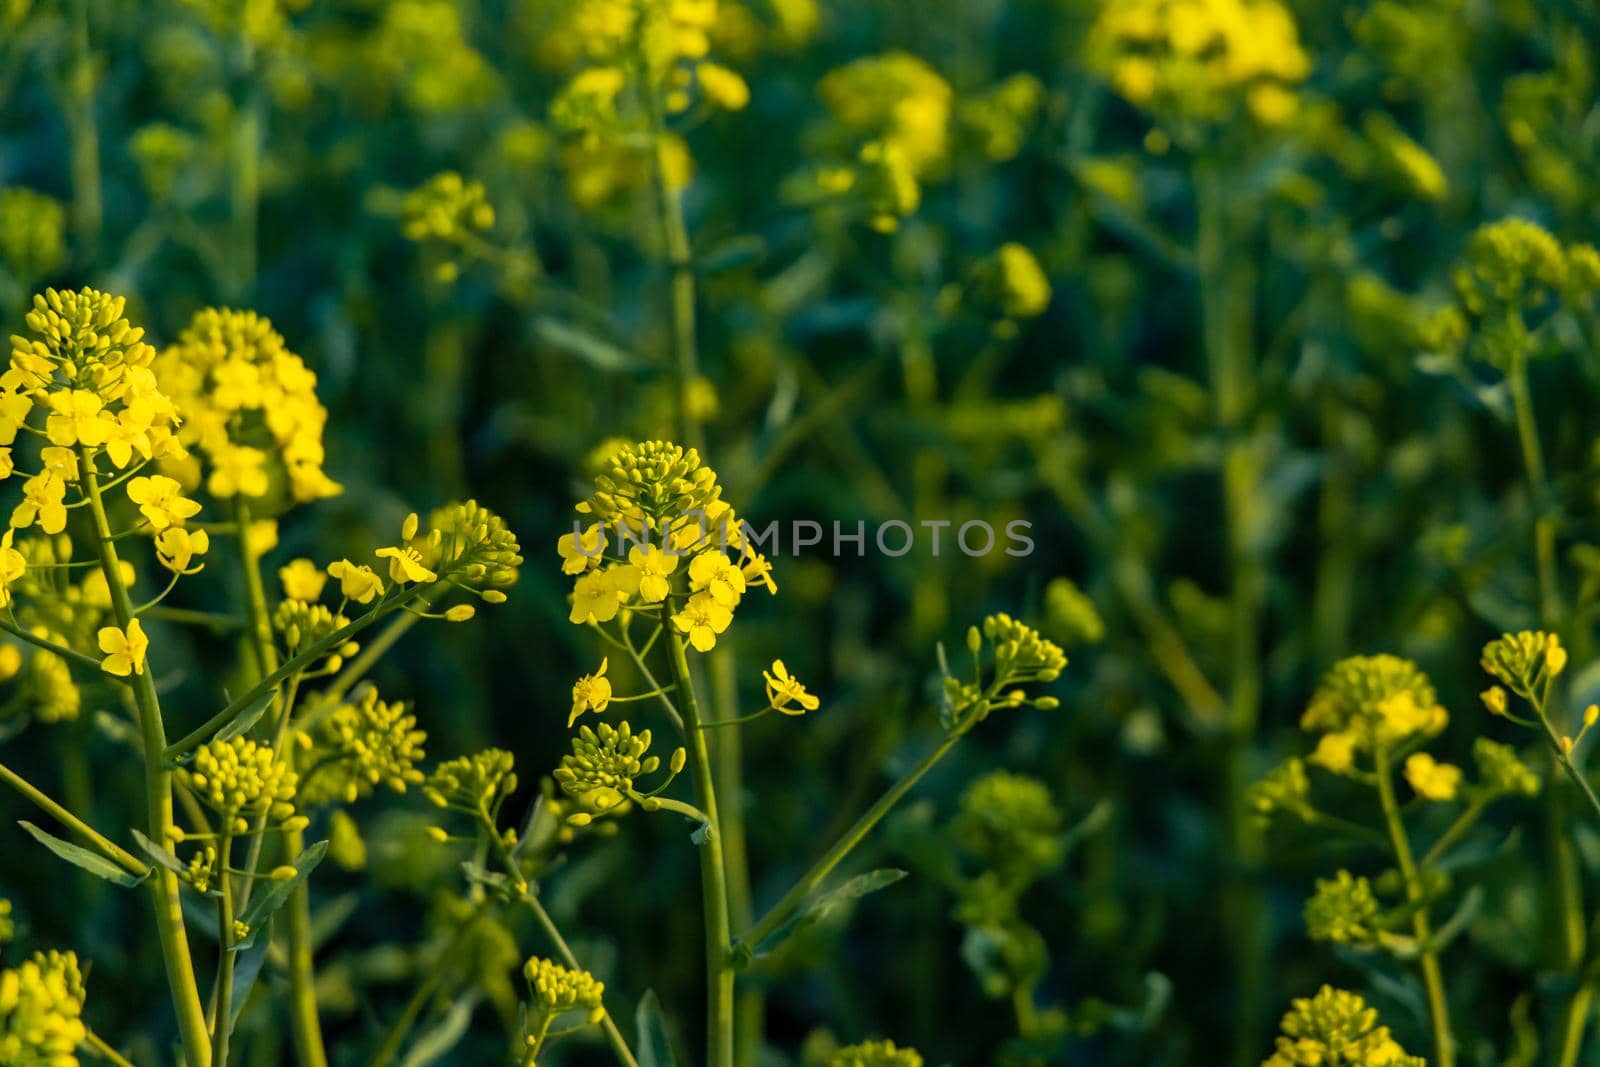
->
[[1302, 655, 1437, 735], [1247, 758, 1310, 823], [425, 748, 518, 813], [179, 737, 301, 835], [273, 599, 359, 665], [0, 188, 66, 286], [953, 771, 1064, 885], [1303, 871, 1381, 946], [522, 956, 605, 1023], [0, 949, 87, 1067], [1480, 630, 1564, 700], [14, 288, 156, 382], [401, 172, 495, 243], [554, 721, 661, 818], [298, 688, 428, 807], [579, 440, 723, 523], [1453, 217, 1569, 318], [182, 845, 219, 894], [1262, 986, 1423, 1067], [982, 614, 1067, 683], [1471, 738, 1540, 798], [829, 1039, 924, 1067], [958, 73, 1045, 163], [423, 499, 523, 593]]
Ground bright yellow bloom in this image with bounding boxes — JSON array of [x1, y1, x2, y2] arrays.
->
[[1404, 752, 1462, 802], [376, 545, 438, 584], [570, 658, 614, 726], [38, 446, 78, 483], [154, 526, 210, 574], [97, 618, 149, 677], [279, 558, 327, 600], [672, 591, 732, 652], [764, 659, 819, 715], [11, 473, 66, 534], [689, 548, 745, 605], [628, 544, 679, 602], [0, 530, 24, 607], [570, 567, 627, 624], [327, 559, 385, 604], [127, 474, 202, 530], [207, 443, 270, 498], [559, 524, 607, 574], [44, 388, 111, 447], [697, 61, 750, 109]]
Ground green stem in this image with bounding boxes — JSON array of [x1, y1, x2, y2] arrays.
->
[[0, 758, 149, 876], [214, 836, 235, 1067], [1374, 745, 1454, 1067], [77, 448, 212, 1067], [227, 28, 258, 303], [521, 894, 641, 1067], [1506, 348, 1561, 625], [643, 71, 703, 453], [1419, 797, 1489, 870], [66, 0, 101, 263], [663, 632, 733, 1067], [85, 1029, 138, 1067], [230, 498, 328, 1067], [0, 615, 115, 673], [736, 729, 963, 957]]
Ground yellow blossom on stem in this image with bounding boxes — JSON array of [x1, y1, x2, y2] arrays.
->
[[376, 545, 438, 584], [672, 591, 732, 651], [279, 558, 326, 600], [154, 526, 210, 574], [688, 548, 745, 606], [764, 659, 819, 715], [1404, 752, 1462, 802], [628, 544, 679, 602], [327, 559, 385, 604], [570, 658, 613, 726], [11, 473, 66, 534], [127, 474, 202, 530], [97, 618, 149, 676]]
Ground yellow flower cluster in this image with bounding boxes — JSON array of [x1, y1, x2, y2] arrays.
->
[[522, 956, 606, 1022], [1262, 986, 1424, 1067], [555, 721, 669, 817], [829, 1039, 924, 1067], [1299, 655, 1446, 773], [5, 289, 186, 536], [179, 737, 302, 835], [1481, 629, 1565, 702], [0, 950, 87, 1067], [273, 596, 358, 669], [562, 441, 775, 652], [296, 688, 427, 807], [153, 308, 341, 507], [401, 172, 495, 243], [954, 770, 1064, 883], [1303, 870, 1381, 946], [1087, 0, 1310, 128]]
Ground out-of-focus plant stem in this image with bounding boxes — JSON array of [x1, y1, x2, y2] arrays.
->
[[66, 0, 101, 264], [1374, 745, 1455, 1067], [1195, 158, 1267, 1067], [520, 893, 641, 1067], [214, 835, 236, 1067], [228, 26, 259, 304], [231, 499, 329, 1067], [79, 446, 213, 1067]]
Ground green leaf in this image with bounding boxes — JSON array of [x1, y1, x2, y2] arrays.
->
[[215, 691, 274, 743], [747, 868, 908, 960], [399, 992, 478, 1067], [229, 934, 271, 1028], [130, 827, 188, 876], [533, 317, 644, 372], [18, 820, 144, 888], [635, 990, 678, 1067], [233, 840, 328, 951]]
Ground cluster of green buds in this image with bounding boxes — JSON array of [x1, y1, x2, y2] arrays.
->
[[401, 171, 495, 244], [941, 614, 1066, 730], [177, 737, 304, 836], [425, 748, 518, 815], [296, 687, 428, 807], [580, 440, 723, 524], [1298, 654, 1446, 774], [420, 499, 523, 596], [519, 956, 607, 1065], [1247, 758, 1311, 824], [553, 722, 687, 825], [273, 598, 359, 672], [1302, 870, 1384, 947], [829, 1039, 924, 1067], [0, 949, 87, 1066], [952, 771, 1065, 890], [1480, 630, 1595, 754], [1261, 986, 1423, 1067]]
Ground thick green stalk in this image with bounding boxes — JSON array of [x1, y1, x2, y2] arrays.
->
[[78, 449, 212, 1067], [214, 836, 236, 1067], [664, 632, 734, 1067], [231, 499, 328, 1067], [1374, 746, 1454, 1067]]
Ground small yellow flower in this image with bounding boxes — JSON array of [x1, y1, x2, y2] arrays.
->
[[208, 443, 270, 498], [558, 524, 607, 575], [741, 551, 777, 595], [672, 591, 732, 652], [279, 558, 327, 600], [689, 548, 746, 606], [44, 388, 111, 446], [1404, 752, 1462, 802], [1481, 686, 1508, 716], [1307, 731, 1357, 774], [127, 475, 202, 530], [764, 659, 819, 715], [98, 618, 149, 677], [628, 544, 679, 603], [570, 568, 627, 624], [154, 526, 209, 574], [38, 446, 78, 482], [0, 530, 25, 607], [11, 472, 66, 534], [570, 658, 613, 726], [376, 545, 438, 584], [327, 559, 385, 604]]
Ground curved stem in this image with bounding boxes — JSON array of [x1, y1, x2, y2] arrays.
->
[[85, 1029, 138, 1067], [663, 632, 733, 1067], [1374, 745, 1454, 1067], [77, 448, 212, 1067], [521, 894, 641, 1067], [0, 758, 148, 876]]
